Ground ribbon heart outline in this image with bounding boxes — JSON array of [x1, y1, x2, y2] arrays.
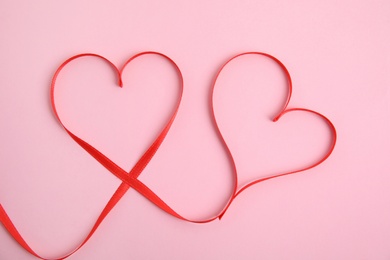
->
[[0, 52, 337, 260], [211, 52, 337, 217], [0, 52, 236, 260]]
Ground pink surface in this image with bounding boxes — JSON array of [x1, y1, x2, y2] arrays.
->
[[0, 0, 389, 259]]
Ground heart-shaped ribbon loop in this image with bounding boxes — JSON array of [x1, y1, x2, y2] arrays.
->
[[0, 52, 336, 260]]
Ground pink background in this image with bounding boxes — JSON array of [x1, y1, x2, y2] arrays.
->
[[1, 0, 389, 259]]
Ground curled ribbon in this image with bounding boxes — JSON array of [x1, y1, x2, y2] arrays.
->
[[0, 51, 337, 259]]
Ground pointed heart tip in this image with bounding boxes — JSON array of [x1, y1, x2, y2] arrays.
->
[[218, 211, 226, 220], [118, 78, 123, 88]]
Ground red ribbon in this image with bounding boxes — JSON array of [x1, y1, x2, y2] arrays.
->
[[0, 51, 337, 259]]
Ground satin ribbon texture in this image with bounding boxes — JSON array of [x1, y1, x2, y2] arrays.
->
[[0, 51, 337, 260]]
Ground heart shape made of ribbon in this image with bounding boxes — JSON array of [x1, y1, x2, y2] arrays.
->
[[210, 53, 336, 216], [0, 51, 336, 260]]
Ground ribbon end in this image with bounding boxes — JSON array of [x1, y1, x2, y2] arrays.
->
[[118, 77, 123, 88], [218, 211, 227, 220]]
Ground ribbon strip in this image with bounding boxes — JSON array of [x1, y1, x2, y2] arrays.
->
[[0, 52, 337, 259]]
